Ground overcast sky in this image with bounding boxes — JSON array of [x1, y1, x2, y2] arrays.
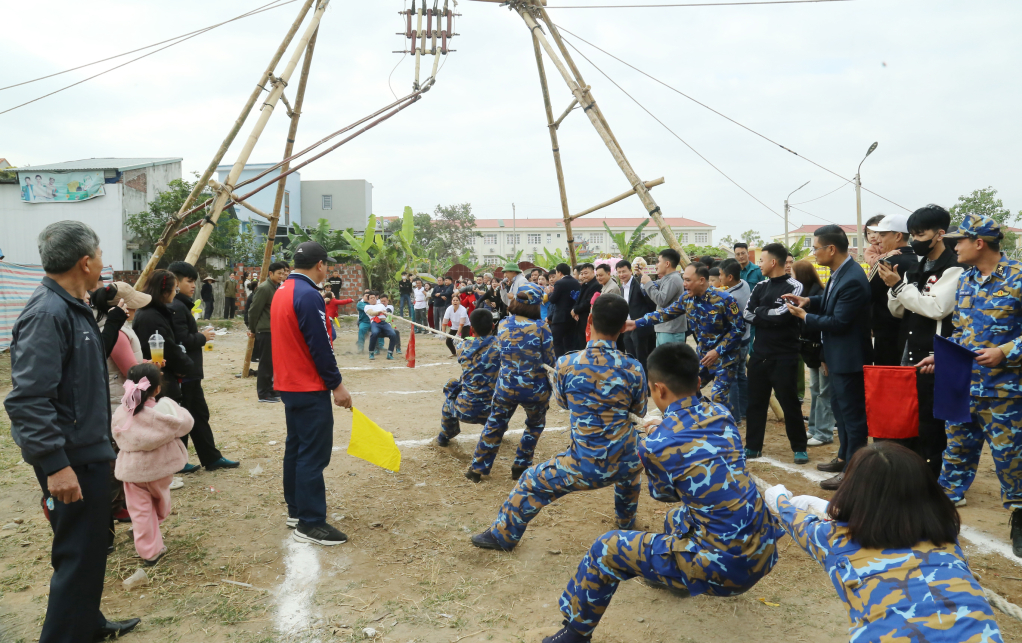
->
[[3, 0, 1020, 242]]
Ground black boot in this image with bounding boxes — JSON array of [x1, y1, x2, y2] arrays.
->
[[465, 470, 481, 483], [511, 465, 528, 481], [542, 625, 590, 643], [436, 433, 450, 447], [1011, 509, 1022, 557], [470, 531, 515, 551]]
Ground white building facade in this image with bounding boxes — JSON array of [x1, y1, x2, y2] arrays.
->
[[470, 216, 714, 265], [215, 162, 302, 235], [0, 157, 182, 270], [301, 179, 372, 232]]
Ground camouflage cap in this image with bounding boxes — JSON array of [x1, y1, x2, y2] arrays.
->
[[944, 214, 1003, 242], [515, 282, 544, 305]]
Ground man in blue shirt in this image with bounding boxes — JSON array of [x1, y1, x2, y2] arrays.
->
[[734, 242, 764, 289]]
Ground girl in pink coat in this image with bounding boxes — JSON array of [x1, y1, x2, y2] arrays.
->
[[112, 364, 193, 565]]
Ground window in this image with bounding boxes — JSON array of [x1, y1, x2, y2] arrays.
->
[[483, 233, 497, 246], [322, 194, 333, 210], [506, 233, 521, 245], [851, 236, 859, 248], [695, 232, 708, 244], [803, 237, 811, 248], [484, 256, 499, 265], [132, 251, 145, 271], [284, 191, 290, 226], [546, 233, 552, 244], [680, 232, 689, 244], [590, 232, 604, 244], [528, 233, 542, 245]]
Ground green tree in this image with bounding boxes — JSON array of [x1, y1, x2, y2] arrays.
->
[[408, 203, 479, 260], [786, 235, 814, 260], [604, 220, 658, 258], [233, 225, 281, 265], [719, 234, 737, 249], [739, 230, 763, 247], [284, 218, 355, 262], [949, 187, 1020, 253], [126, 177, 240, 268]]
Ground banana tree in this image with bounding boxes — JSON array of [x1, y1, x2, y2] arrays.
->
[[341, 214, 383, 289], [787, 235, 814, 260], [604, 220, 658, 259], [284, 218, 356, 261]]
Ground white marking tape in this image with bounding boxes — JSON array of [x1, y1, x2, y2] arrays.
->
[[275, 537, 321, 636], [752, 456, 1022, 568], [338, 362, 451, 371]]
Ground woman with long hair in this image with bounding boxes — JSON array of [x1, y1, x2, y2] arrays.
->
[[765, 442, 1002, 641], [792, 260, 834, 447], [131, 270, 193, 402]]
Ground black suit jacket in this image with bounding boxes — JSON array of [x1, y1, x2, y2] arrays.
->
[[805, 258, 873, 373], [549, 276, 581, 325], [573, 279, 602, 320], [621, 276, 655, 335]]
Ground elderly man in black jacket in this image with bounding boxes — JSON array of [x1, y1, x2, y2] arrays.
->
[[547, 263, 581, 357], [5, 221, 140, 643], [168, 262, 238, 473]]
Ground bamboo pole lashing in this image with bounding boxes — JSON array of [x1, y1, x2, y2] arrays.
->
[[134, 0, 317, 290], [184, 0, 331, 266], [242, 27, 319, 378], [531, 27, 577, 267], [206, 179, 272, 220], [569, 177, 664, 221]]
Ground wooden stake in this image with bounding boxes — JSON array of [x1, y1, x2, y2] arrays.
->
[[531, 29, 577, 267], [184, 0, 329, 266], [569, 177, 664, 221], [519, 2, 690, 266], [134, 0, 316, 290], [242, 27, 319, 378]]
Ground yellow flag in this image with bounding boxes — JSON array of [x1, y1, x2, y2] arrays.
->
[[347, 408, 401, 472]]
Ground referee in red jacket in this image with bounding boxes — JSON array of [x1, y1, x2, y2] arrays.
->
[[271, 241, 353, 545]]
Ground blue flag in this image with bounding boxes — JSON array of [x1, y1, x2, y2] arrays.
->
[[933, 335, 976, 424]]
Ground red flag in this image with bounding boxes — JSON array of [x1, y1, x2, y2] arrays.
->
[[406, 330, 416, 368], [864, 366, 918, 439]]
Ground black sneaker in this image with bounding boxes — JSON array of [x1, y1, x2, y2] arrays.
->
[[293, 521, 348, 546], [470, 531, 515, 551], [511, 465, 528, 481], [1011, 509, 1022, 557], [542, 625, 591, 643], [465, 470, 482, 483]]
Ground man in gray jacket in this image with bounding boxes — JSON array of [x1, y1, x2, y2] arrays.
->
[[720, 259, 752, 421], [5, 221, 139, 643], [641, 248, 688, 345]]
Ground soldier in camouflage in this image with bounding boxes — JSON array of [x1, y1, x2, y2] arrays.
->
[[626, 262, 744, 418], [541, 342, 779, 643], [766, 442, 1003, 642], [437, 310, 500, 447], [917, 214, 1022, 556], [467, 283, 556, 482], [470, 294, 647, 552]]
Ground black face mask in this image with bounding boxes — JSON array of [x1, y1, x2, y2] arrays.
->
[[910, 237, 936, 257]]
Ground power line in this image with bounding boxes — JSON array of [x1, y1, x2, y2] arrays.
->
[[546, 0, 852, 8], [562, 36, 841, 226], [0, 0, 298, 117], [791, 180, 850, 205], [557, 26, 911, 212]]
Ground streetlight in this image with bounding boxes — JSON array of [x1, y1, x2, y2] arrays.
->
[[854, 141, 878, 256], [784, 180, 810, 247]]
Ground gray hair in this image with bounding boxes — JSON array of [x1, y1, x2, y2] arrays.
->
[[38, 221, 101, 274], [483, 272, 493, 280]]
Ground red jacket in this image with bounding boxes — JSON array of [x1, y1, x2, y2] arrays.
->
[[271, 274, 343, 392]]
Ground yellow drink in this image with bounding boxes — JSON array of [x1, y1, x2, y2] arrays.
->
[[204, 341, 214, 352], [151, 347, 164, 363]]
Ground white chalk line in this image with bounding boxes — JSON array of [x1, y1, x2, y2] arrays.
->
[[275, 537, 322, 638], [751, 456, 1022, 568], [338, 362, 451, 371], [350, 390, 437, 395], [330, 425, 570, 451]]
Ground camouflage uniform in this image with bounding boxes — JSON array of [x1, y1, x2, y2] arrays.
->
[[634, 287, 744, 415], [776, 497, 1003, 642], [469, 313, 556, 475], [439, 335, 500, 441], [938, 217, 1022, 510], [485, 340, 647, 549], [558, 395, 780, 637]]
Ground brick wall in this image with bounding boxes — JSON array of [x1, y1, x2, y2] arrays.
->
[[232, 262, 365, 315]]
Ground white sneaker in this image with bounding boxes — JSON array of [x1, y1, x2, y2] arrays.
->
[[169, 477, 184, 490], [806, 438, 831, 447], [955, 498, 967, 507], [286, 517, 298, 529]]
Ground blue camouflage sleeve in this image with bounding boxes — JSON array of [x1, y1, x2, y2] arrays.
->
[[541, 323, 556, 367], [639, 427, 682, 503], [776, 495, 833, 568], [636, 294, 686, 329], [553, 354, 571, 410]]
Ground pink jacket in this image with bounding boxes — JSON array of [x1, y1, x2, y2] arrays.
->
[[112, 398, 193, 483]]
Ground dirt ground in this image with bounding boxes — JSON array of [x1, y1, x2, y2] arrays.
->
[[1, 318, 1021, 643]]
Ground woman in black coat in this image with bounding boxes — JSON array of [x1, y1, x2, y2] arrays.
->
[[132, 269, 193, 401]]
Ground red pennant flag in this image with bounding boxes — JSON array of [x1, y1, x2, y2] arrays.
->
[[406, 330, 416, 368], [864, 365, 918, 439]]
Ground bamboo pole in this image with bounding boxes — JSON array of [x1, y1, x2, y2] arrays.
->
[[242, 28, 319, 378], [134, 0, 316, 290], [517, 4, 690, 266], [184, 0, 330, 266], [551, 97, 578, 130], [569, 177, 664, 221], [531, 29, 577, 267], [206, 179, 271, 219]]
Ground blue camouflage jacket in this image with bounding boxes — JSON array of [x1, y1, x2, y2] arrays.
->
[[495, 315, 556, 399], [553, 339, 647, 475], [951, 256, 1022, 397], [446, 335, 500, 416], [635, 287, 744, 358], [640, 395, 781, 593], [777, 498, 1002, 642]]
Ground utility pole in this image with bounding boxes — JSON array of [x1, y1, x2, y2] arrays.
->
[[855, 142, 878, 257], [784, 180, 810, 247]]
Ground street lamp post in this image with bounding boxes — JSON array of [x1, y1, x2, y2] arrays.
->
[[855, 142, 879, 256], [784, 180, 810, 247]]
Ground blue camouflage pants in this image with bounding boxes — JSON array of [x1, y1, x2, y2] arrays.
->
[[702, 350, 739, 419], [469, 387, 549, 475], [439, 380, 490, 441], [487, 452, 641, 549], [939, 397, 1022, 510], [559, 509, 771, 637]]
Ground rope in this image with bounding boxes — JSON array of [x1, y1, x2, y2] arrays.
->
[[747, 473, 1022, 624]]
